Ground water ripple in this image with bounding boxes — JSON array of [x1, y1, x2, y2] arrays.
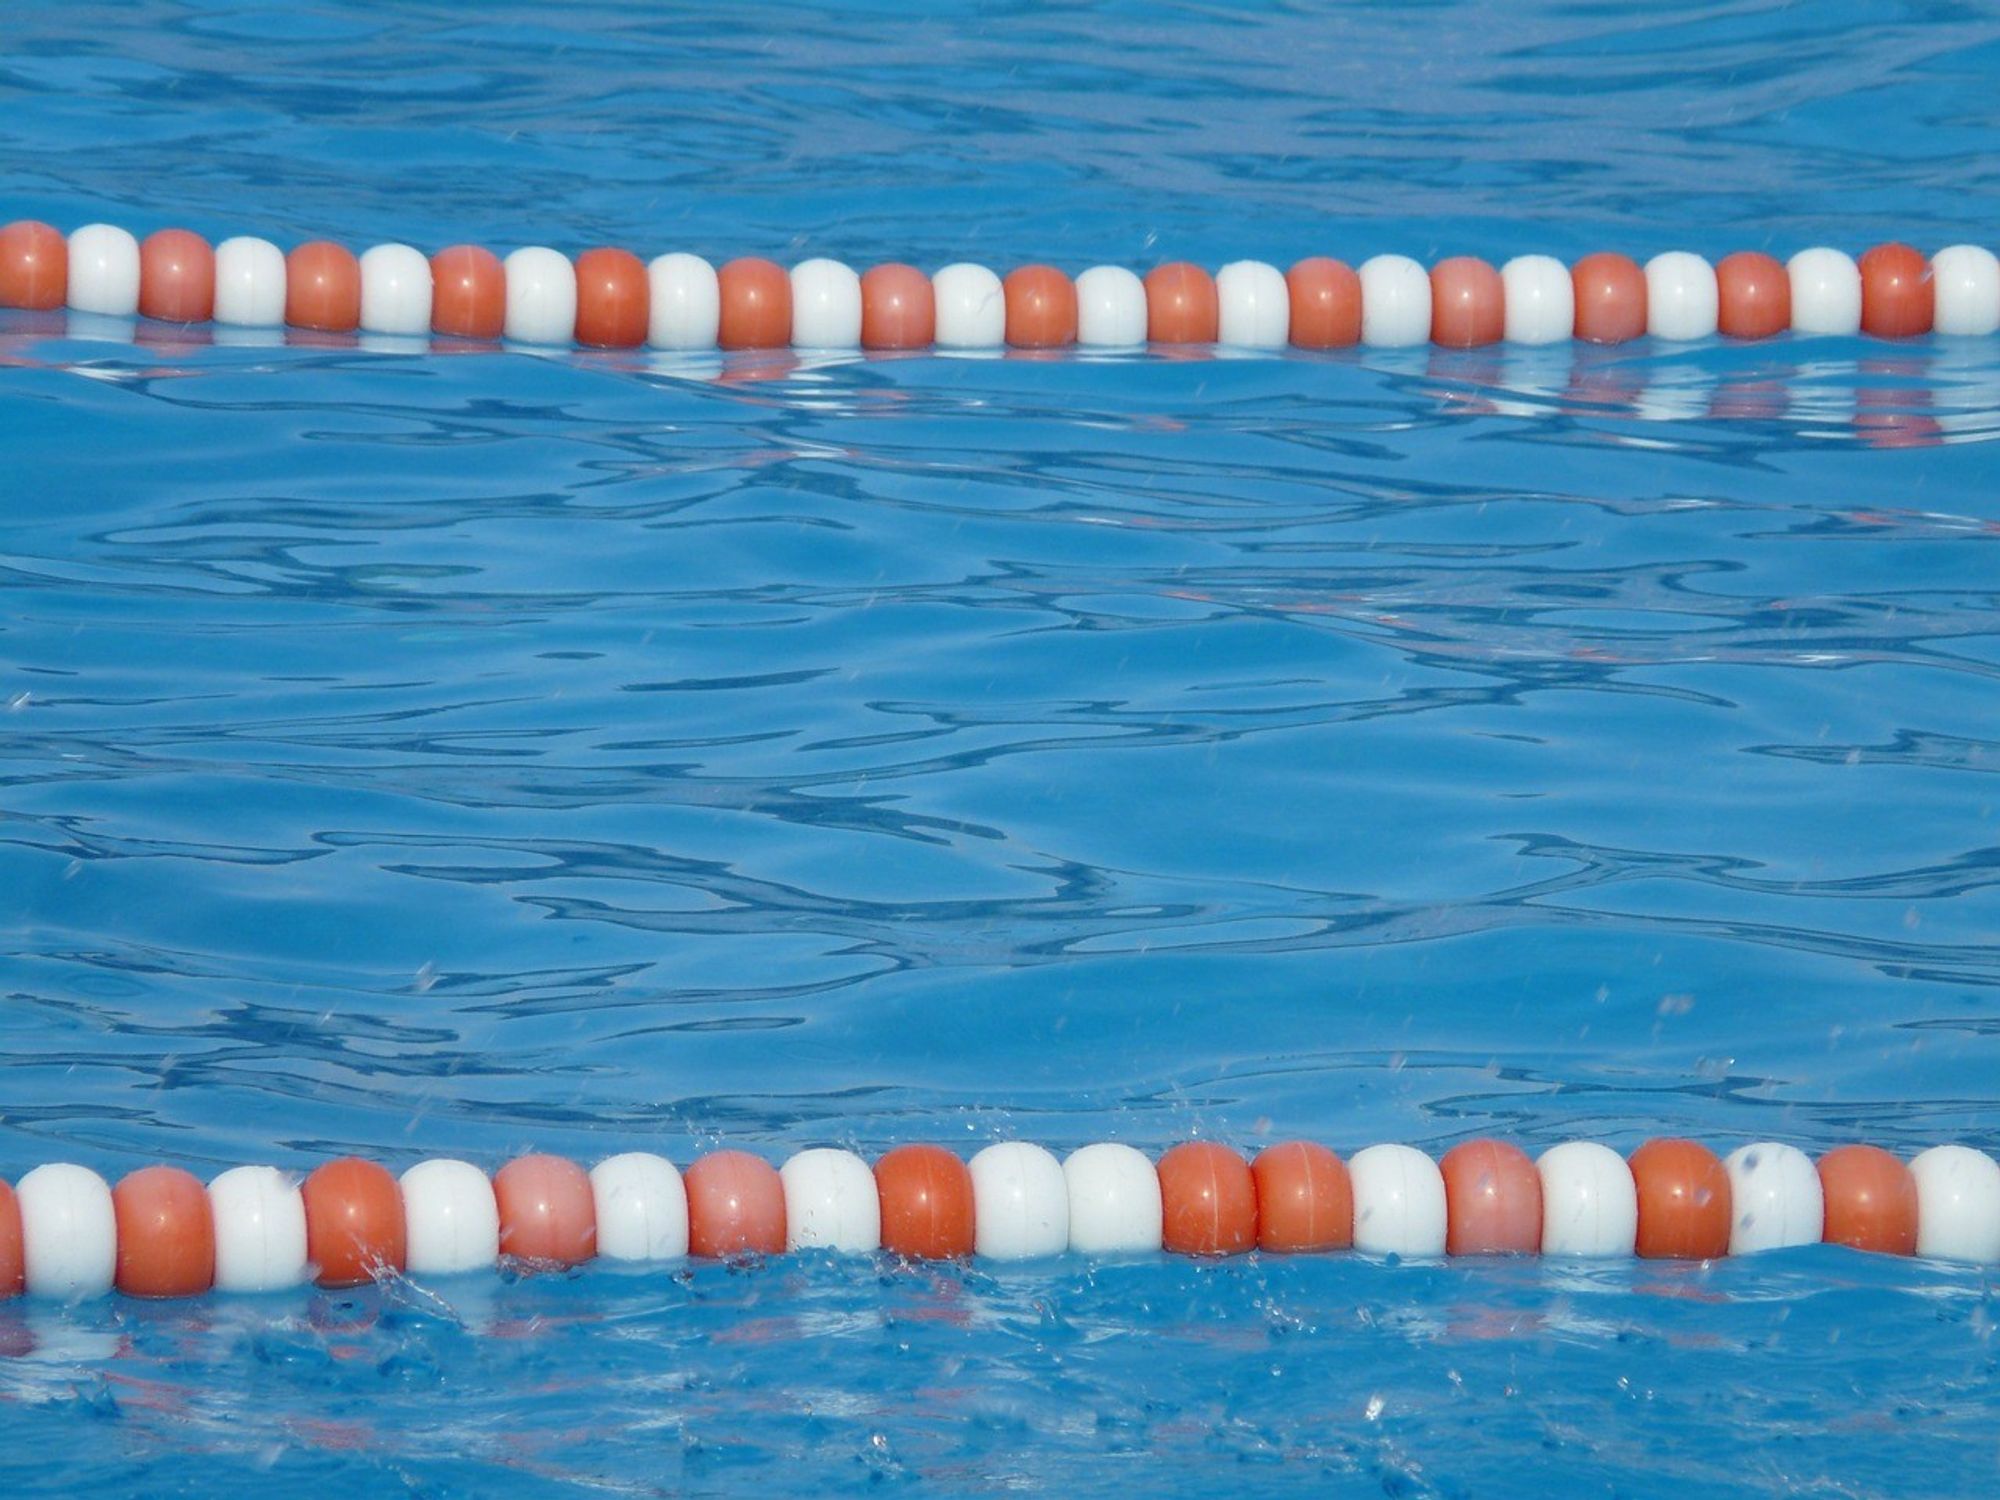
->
[[7, 3, 2000, 1492]]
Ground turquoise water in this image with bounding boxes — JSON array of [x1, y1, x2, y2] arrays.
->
[[4, 2, 2000, 1494]]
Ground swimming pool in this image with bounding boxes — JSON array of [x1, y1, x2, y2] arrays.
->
[[5, 0, 2000, 1493]]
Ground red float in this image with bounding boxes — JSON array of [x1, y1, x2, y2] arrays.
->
[[1572, 252, 1648, 344], [138, 229, 215, 324], [1157, 1141, 1257, 1256], [1818, 1145, 1918, 1255], [430, 244, 506, 339], [494, 1153, 598, 1267], [1858, 242, 1933, 338], [113, 1165, 216, 1297], [573, 247, 649, 349], [1004, 265, 1078, 348], [716, 257, 792, 350], [1144, 262, 1219, 344], [303, 1157, 407, 1287], [1439, 1140, 1542, 1255], [1629, 1138, 1730, 1260], [1429, 257, 1504, 348], [1251, 1141, 1351, 1253], [0, 1179, 22, 1298], [1715, 251, 1791, 339], [1286, 257, 1362, 348], [860, 263, 935, 349], [875, 1145, 976, 1259], [685, 1150, 786, 1256], [0, 219, 67, 309], [285, 241, 362, 332]]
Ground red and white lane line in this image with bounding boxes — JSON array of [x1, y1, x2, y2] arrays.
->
[[4, 219, 1997, 352], [3, 1137, 1996, 1298]]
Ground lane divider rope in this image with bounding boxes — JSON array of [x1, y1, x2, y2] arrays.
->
[[3, 1137, 1997, 1299], [4, 220, 1998, 352]]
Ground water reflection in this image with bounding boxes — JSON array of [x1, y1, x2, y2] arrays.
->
[[8, 309, 2000, 450]]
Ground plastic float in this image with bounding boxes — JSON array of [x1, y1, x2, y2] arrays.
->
[[3, 1137, 1998, 1299], [4, 219, 1999, 353]]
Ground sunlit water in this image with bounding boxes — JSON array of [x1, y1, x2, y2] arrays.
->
[[4, 3, 2000, 1495]]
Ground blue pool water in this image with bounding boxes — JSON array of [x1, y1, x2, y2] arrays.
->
[[5, 1, 2000, 1494]]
